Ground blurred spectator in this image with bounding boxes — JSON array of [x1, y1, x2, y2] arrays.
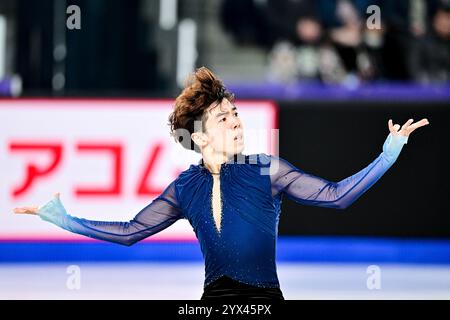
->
[[264, 0, 385, 84], [221, 0, 384, 84], [316, 0, 384, 84], [262, 0, 322, 46], [425, 1, 450, 82], [221, 0, 322, 47], [383, 0, 450, 83], [263, 0, 323, 82], [220, 0, 450, 85], [221, 0, 323, 82]]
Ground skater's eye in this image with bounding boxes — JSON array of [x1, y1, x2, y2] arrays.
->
[[220, 112, 237, 123]]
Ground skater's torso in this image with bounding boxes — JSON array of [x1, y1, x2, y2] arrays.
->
[[176, 153, 282, 288]]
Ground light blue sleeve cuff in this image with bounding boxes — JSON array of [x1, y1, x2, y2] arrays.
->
[[37, 197, 69, 228], [382, 133, 408, 163]]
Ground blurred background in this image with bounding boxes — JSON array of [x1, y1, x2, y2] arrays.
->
[[0, 0, 449, 299], [1, 0, 450, 96]]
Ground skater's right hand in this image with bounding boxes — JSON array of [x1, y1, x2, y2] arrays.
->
[[13, 205, 39, 215], [13, 192, 61, 217]]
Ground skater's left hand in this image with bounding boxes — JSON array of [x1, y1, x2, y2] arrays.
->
[[382, 118, 429, 161], [388, 118, 429, 137]]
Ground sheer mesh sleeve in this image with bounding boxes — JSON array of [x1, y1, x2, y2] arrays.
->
[[270, 133, 408, 209], [37, 180, 183, 246]]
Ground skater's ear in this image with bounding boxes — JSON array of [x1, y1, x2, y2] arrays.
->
[[191, 131, 208, 148]]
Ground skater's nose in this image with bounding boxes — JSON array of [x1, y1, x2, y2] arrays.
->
[[231, 117, 240, 129]]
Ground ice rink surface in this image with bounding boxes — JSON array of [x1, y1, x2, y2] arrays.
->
[[1, 262, 449, 300]]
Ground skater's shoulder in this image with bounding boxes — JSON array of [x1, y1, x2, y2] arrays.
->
[[250, 153, 292, 170], [177, 163, 204, 177], [248, 152, 286, 165], [244, 153, 272, 167], [173, 160, 211, 183]]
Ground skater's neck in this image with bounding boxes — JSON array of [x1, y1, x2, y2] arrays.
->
[[201, 149, 233, 174]]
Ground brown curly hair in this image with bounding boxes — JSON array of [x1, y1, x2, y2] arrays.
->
[[168, 66, 235, 153]]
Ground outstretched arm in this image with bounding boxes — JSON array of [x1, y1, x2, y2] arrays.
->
[[13, 180, 183, 246], [270, 118, 429, 209]]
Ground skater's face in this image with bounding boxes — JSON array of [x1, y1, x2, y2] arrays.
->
[[196, 98, 244, 156]]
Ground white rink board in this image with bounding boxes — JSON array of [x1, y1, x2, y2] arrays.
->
[[0, 99, 277, 241]]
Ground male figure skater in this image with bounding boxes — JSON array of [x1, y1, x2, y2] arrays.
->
[[13, 67, 429, 300]]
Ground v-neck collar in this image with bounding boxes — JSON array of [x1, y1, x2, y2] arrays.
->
[[198, 152, 245, 169]]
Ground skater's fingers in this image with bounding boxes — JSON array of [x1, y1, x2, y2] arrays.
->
[[13, 206, 39, 215], [388, 119, 401, 134], [406, 118, 429, 134], [401, 119, 414, 131], [388, 119, 394, 134], [393, 124, 400, 132]]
